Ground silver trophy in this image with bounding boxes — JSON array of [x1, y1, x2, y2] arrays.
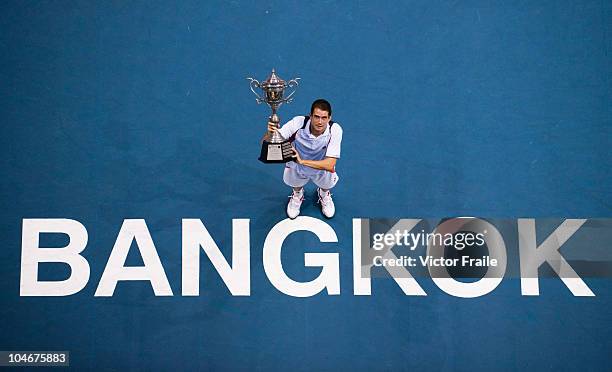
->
[[247, 69, 300, 163]]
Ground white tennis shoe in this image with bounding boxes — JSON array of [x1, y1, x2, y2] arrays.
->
[[317, 188, 335, 218], [286, 189, 304, 219]]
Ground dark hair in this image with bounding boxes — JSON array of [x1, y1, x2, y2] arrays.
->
[[310, 99, 332, 116]]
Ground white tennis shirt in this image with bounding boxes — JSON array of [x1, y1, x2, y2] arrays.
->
[[278, 115, 343, 176]]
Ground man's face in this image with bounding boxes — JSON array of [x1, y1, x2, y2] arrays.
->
[[311, 107, 331, 135]]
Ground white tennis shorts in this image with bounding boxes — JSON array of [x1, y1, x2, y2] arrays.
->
[[283, 166, 339, 189]]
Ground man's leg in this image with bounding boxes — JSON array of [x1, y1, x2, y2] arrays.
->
[[313, 172, 339, 218], [283, 167, 308, 219]]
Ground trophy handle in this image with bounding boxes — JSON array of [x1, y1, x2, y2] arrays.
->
[[247, 77, 264, 104], [283, 78, 301, 103]]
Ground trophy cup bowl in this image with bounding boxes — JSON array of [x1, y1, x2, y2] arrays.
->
[[247, 69, 300, 163]]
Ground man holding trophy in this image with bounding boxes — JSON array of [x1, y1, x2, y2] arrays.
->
[[268, 99, 342, 219], [248, 70, 343, 219]]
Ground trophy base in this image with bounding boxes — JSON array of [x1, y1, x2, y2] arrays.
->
[[259, 140, 295, 163]]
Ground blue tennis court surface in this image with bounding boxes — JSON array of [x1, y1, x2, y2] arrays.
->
[[1, 1, 611, 370]]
